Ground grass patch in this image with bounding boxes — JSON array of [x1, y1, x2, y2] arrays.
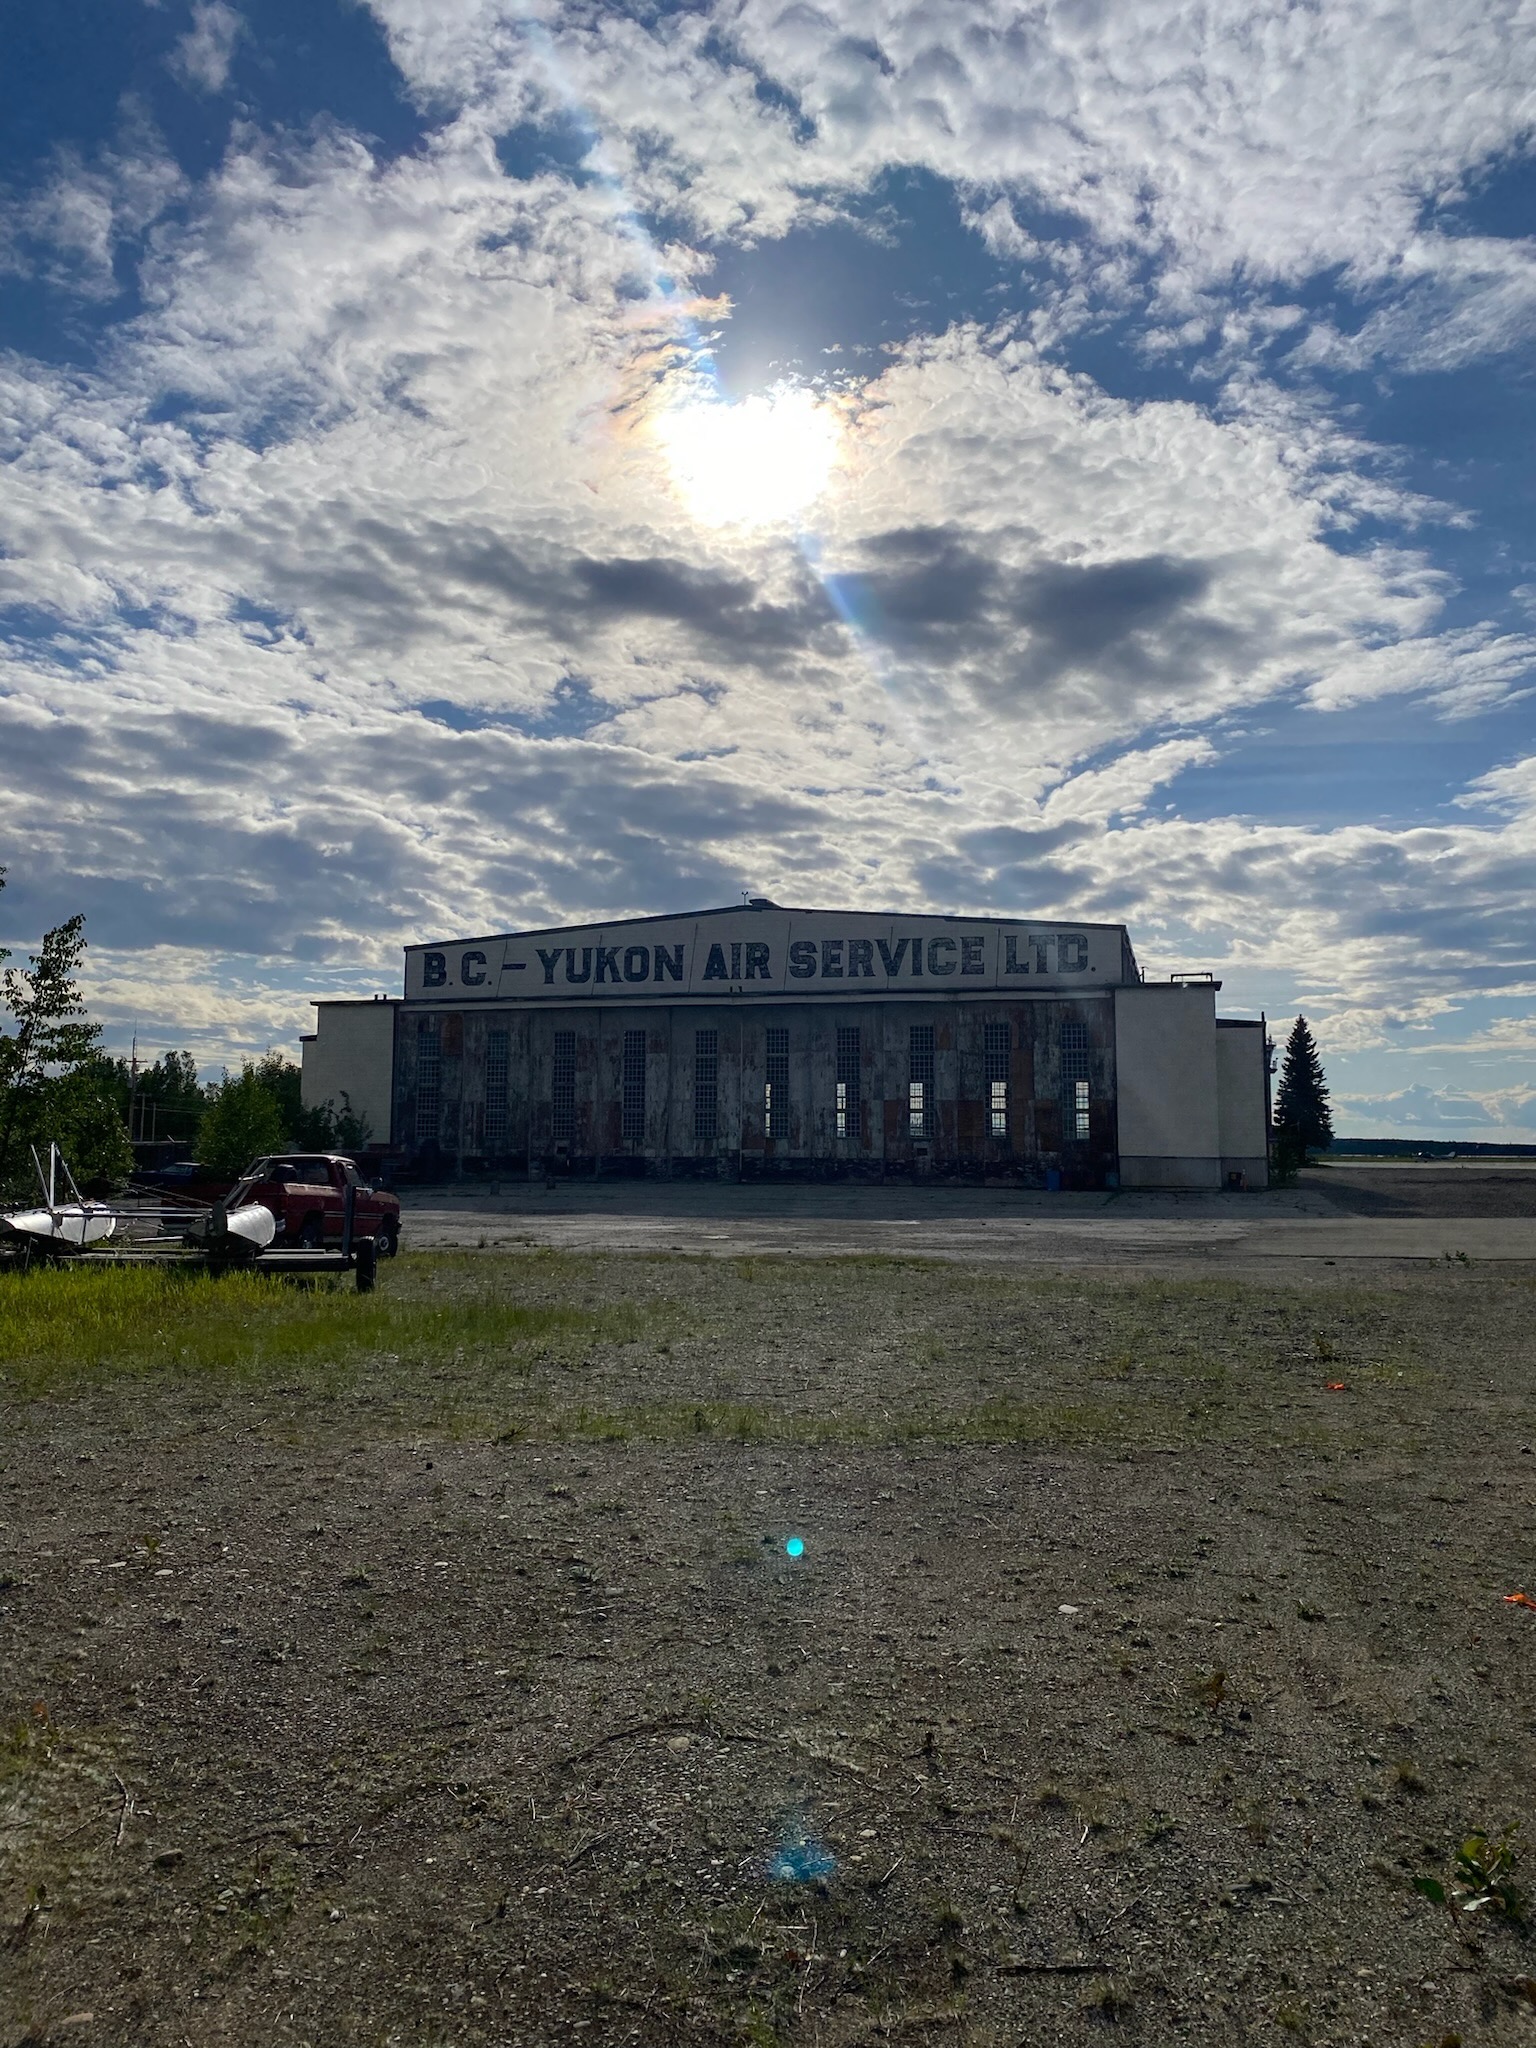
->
[[0, 1254, 661, 1399], [2, 1252, 1527, 1462]]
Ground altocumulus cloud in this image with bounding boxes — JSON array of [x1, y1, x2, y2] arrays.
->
[[0, 0, 1532, 1135]]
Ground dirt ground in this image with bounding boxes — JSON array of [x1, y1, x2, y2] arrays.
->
[[1305, 1168, 1536, 1221], [3, 1251, 1536, 2048]]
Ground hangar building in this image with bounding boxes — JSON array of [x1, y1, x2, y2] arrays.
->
[[300, 902, 1269, 1189]]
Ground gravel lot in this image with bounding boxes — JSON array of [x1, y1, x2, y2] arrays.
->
[[396, 1165, 1536, 1266], [2, 1247, 1535, 2047]]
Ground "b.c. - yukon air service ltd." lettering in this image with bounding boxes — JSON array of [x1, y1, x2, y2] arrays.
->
[[405, 911, 1130, 1003]]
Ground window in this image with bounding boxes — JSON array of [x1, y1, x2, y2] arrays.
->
[[765, 1025, 790, 1139], [908, 1023, 934, 1137], [622, 1029, 646, 1144], [1061, 1019, 1090, 1141], [985, 1019, 1010, 1138], [694, 1029, 718, 1142], [552, 1030, 576, 1143], [416, 1023, 440, 1143], [835, 1026, 860, 1140], [485, 1029, 509, 1149]]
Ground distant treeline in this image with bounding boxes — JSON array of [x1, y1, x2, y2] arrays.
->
[[1324, 1138, 1536, 1158]]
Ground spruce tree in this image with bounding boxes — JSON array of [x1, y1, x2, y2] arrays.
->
[[1274, 1014, 1333, 1161]]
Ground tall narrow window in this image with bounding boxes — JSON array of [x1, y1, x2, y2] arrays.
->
[[835, 1026, 861, 1140], [552, 1030, 576, 1143], [694, 1029, 718, 1142], [622, 1028, 646, 1144], [908, 1023, 934, 1137], [985, 1018, 1010, 1138], [416, 1021, 440, 1143], [1061, 1019, 1090, 1141], [485, 1029, 509, 1149], [764, 1025, 790, 1138]]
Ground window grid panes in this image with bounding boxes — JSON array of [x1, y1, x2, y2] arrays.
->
[[485, 1029, 509, 1148], [985, 1019, 1010, 1138], [908, 1024, 934, 1137], [415, 1023, 440, 1144], [622, 1029, 646, 1144], [551, 1030, 576, 1143], [1061, 1019, 1090, 1142], [765, 1026, 790, 1138], [694, 1029, 718, 1142], [835, 1026, 861, 1140]]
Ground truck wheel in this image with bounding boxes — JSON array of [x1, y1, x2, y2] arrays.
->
[[354, 1237, 378, 1292], [298, 1212, 324, 1249], [374, 1216, 399, 1259]]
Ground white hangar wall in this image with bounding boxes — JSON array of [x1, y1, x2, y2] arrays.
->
[[1216, 1020, 1270, 1189], [299, 999, 396, 1143], [1113, 985, 1221, 1188]]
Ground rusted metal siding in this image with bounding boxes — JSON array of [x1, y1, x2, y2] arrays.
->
[[394, 996, 1120, 1185]]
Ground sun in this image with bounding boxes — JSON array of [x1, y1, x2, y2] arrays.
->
[[653, 384, 841, 529]]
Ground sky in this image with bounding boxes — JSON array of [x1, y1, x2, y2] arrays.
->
[[1, 0, 1534, 1140]]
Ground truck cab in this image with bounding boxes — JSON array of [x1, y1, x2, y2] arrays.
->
[[229, 1154, 401, 1257]]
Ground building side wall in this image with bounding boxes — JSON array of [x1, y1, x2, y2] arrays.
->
[[1216, 1021, 1270, 1189], [393, 997, 1118, 1185], [300, 1003, 397, 1142], [1113, 985, 1220, 1189]]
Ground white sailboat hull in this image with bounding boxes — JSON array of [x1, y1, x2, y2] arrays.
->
[[197, 1202, 278, 1252], [2, 1206, 117, 1247]]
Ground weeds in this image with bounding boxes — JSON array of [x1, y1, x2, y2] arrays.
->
[[1415, 1826, 1525, 1923]]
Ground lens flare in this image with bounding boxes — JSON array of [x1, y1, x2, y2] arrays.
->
[[768, 1830, 836, 1883], [654, 386, 840, 529], [784, 1536, 805, 1558]]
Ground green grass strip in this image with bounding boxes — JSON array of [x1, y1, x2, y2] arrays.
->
[[0, 1258, 648, 1398]]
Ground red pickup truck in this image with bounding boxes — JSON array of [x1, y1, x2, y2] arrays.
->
[[227, 1153, 401, 1257]]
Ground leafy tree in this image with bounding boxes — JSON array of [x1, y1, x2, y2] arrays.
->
[[195, 1065, 287, 1176], [317, 1090, 373, 1151], [0, 875, 132, 1196], [251, 1050, 304, 1136], [91, 1048, 209, 1142], [247, 1050, 371, 1152], [132, 1049, 208, 1141], [1274, 1013, 1334, 1165]]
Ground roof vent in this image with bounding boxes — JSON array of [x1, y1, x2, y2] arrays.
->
[[747, 896, 776, 909]]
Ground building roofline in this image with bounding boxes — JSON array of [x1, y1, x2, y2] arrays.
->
[[403, 903, 1135, 951]]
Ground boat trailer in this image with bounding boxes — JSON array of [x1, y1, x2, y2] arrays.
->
[[2, 1144, 381, 1291]]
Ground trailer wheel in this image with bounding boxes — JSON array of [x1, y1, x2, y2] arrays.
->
[[373, 1216, 399, 1258]]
